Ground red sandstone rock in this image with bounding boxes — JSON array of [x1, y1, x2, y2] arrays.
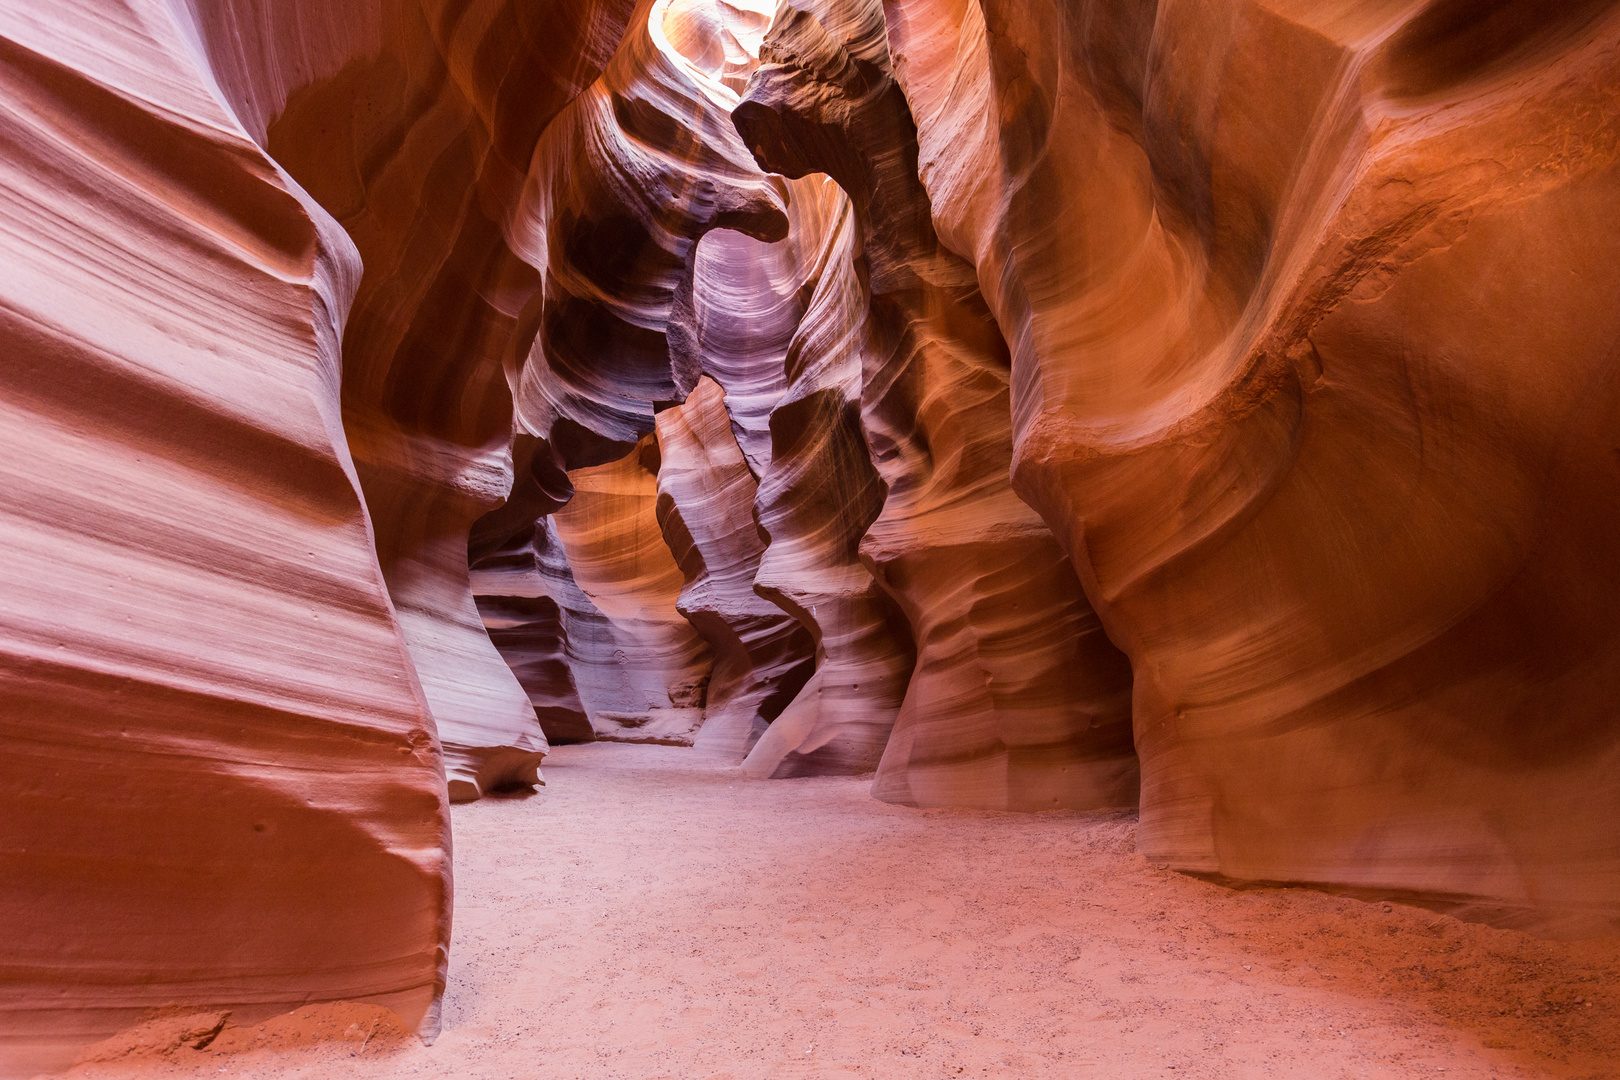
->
[[733, 0, 1139, 808], [469, 437, 596, 745], [0, 7, 452, 1070], [884, 0, 1620, 924], [7, 6, 1620, 1073], [737, 177, 918, 777], [655, 377, 816, 759], [507, 0, 788, 470], [0, 0, 634, 1068], [553, 437, 716, 731]]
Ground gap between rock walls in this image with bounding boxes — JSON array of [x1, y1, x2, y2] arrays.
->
[[2, 0, 1619, 1071]]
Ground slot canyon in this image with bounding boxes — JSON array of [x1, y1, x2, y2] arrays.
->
[[2, 0, 1620, 1076]]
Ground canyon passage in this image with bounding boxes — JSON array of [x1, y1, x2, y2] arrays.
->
[[2, 0, 1619, 1075], [45, 745, 1620, 1079]]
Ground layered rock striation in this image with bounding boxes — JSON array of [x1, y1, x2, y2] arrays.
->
[[654, 377, 816, 760], [5, 1, 1620, 1070], [883, 0, 1620, 923], [553, 436, 716, 734], [0, 0, 634, 1068], [469, 437, 596, 745], [734, 0, 1139, 808]]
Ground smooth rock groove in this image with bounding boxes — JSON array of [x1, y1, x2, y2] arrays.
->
[[4, 0, 1620, 1071]]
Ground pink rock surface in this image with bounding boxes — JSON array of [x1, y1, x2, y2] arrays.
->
[[0, 0, 635, 1067], [507, 0, 788, 469], [655, 377, 815, 760], [0, 4, 452, 1069], [469, 437, 595, 745], [553, 437, 716, 729], [7, 1, 1620, 1066], [737, 174, 919, 777]]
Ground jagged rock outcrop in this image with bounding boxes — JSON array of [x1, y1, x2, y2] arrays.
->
[[654, 377, 816, 759], [883, 0, 1620, 925], [733, 0, 1139, 808]]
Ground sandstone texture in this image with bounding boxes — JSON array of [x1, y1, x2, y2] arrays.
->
[[4, 0, 1620, 1069], [880, 0, 1620, 926], [654, 377, 815, 760], [554, 437, 716, 729], [0, 0, 631, 1069], [735, 0, 1139, 809]]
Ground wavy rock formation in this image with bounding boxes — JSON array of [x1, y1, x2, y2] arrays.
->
[[654, 377, 816, 759], [737, 178, 919, 778], [469, 438, 595, 745], [885, 0, 1620, 924], [684, 226, 798, 474], [0, 0, 636, 1068], [487, 0, 920, 776], [733, 0, 1138, 808], [8, 1, 1620, 1069], [244, 0, 634, 801], [553, 436, 715, 733], [508, 0, 790, 470]]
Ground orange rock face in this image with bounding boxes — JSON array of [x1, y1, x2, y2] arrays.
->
[[883, 0, 1620, 923], [468, 438, 595, 746], [734, 0, 1139, 809], [5, 0, 1620, 1067], [654, 377, 816, 759], [554, 436, 716, 729]]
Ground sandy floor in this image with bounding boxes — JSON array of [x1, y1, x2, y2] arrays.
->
[[56, 742, 1620, 1079]]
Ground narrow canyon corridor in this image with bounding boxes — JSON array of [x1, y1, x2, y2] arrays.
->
[[57, 743, 1620, 1080], [5, 0, 1620, 1073]]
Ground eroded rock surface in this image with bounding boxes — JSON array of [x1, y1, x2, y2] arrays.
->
[[883, 0, 1620, 922], [735, 0, 1139, 809], [736, 176, 919, 777], [6, 3, 1620, 1070], [554, 437, 716, 732], [469, 440, 596, 746], [0, 0, 633, 1068], [655, 377, 815, 760]]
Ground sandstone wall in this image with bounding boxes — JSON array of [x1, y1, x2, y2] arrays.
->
[[0, 0, 634, 1069], [654, 378, 816, 760], [735, 0, 1140, 808], [554, 437, 716, 729], [6, 5, 1620, 1071], [881, 0, 1620, 925]]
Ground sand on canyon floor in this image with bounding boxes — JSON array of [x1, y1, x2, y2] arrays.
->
[[53, 742, 1620, 1080]]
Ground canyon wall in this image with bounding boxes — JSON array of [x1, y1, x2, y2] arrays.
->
[[654, 377, 816, 759], [554, 436, 716, 737], [734, 0, 1139, 808], [879, 0, 1620, 925], [0, 0, 634, 1070], [469, 437, 596, 745], [5, 0, 1620, 1070]]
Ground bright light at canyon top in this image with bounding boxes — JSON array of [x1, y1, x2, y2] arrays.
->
[[653, 0, 780, 102]]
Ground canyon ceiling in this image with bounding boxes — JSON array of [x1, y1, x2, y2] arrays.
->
[[2, 0, 1618, 1070]]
